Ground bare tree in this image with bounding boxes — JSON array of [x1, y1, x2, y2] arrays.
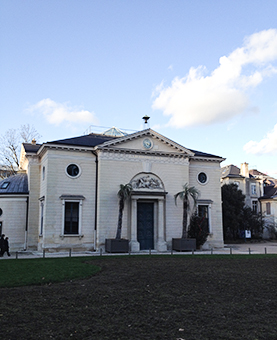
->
[[0, 125, 41, 178]]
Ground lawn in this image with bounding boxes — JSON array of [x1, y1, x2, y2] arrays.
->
[[0, 255, 276, 340]]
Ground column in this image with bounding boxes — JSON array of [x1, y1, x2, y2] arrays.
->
[[157, 198, 167, 252], [130, 198, 140, 252]]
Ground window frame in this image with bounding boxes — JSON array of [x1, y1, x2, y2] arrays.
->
[[1, 182, 10, 189], [60, 195, 85, 237], [252, 200, 258, 214], [266, 202, 271, 215], [251, 183, 257, 195], [39, 198, 44, 236], [197, 199, 213, 234]]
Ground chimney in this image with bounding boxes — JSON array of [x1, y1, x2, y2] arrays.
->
[[240, 162, 249, 177], [31, 138, 36, 145]]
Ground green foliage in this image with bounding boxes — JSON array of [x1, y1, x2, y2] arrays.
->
[[264, 223, 277, 239], [175, 183, 200, 238], [241, 206, 264, 240], [0, 257, 100, 288], [222, 183, 264, 241], [188, 213, 209, 248], [116, 183, 133, 239]]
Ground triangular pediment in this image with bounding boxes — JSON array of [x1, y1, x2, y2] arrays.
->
[[95, 129, 194, 156]]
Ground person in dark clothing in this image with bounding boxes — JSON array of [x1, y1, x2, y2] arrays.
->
[[0, 234, 5, 257], [3, 237, 10, 257]]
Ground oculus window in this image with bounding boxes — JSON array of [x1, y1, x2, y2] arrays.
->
[[198, 172, 207, 184], [66, 164, 80, 178]]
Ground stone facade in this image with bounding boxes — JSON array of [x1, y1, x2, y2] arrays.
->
[[0, 128, 225, 252]]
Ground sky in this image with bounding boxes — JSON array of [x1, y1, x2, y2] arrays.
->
[[1, 0, 277, 177]]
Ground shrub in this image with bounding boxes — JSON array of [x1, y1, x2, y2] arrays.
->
[[188, 213, 209, 248]]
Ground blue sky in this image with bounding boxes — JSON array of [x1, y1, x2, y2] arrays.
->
[[1, 1, 277, 176]]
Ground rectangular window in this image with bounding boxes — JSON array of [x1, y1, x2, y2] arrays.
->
[[252, 201, 258, 214], [251, 184, 257, 195], [266, 202, 271, 215], [64, 202, 79, 234], [198, 205, 209, 232], [40, 202, 44, 235]]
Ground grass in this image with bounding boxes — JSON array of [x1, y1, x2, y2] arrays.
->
[[0, 257, 100, 288]]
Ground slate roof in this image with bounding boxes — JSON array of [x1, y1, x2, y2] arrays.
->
[[189, 149, 223, 160], [47, 133, 117, 147], [0, 173, 28, 194], [260, 185, 277, 199], [22, 143, 41, 153], [22, 131, 223, 160], [221, 164, 242, 178]]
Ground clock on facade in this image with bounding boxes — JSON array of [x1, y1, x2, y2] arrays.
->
[[143, 138, 153, 149]]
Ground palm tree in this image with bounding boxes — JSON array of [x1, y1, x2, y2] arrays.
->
[[174, 184, 200, 238], [116, 183, 133, 239]]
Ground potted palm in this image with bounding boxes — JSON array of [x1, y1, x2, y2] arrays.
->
[[105, 183, 133, 253], [172, 184, 200, 251]]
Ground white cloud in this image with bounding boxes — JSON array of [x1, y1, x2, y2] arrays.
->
[[28, 98, 98, 126], [244, 123, 277, 155], [152, 29, 277, 128]]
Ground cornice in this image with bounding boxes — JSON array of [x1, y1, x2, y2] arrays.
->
[[97, 147, 189, 158], [98, 150, 190, 164], [190, 155, 225, 163], [37, 144, 95, 157]]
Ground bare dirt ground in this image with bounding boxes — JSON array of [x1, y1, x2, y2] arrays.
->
[[1, 255, 277, 340]]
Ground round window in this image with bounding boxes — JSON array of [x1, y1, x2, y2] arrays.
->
[[66, 164, 80, 177], [198, 172, 207, 184]]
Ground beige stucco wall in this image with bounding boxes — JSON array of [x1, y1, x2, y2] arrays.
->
[[4, 132, 224, 252], [96, 147, 196, 249], [190, 160, 224, 248], [38, 148, 97, 251], [26, 156, 40, 250], [0, 196, 28, 251]]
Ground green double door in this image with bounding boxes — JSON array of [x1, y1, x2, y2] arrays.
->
[[137, 202, 154, 250]]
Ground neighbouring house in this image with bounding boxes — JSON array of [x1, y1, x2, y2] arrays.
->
[[221, 163, 277, 238], [221, 162, 263, 214], [0, 165, 16, 179], [0, 128, 225, 252], [259, 185, 277, 238]]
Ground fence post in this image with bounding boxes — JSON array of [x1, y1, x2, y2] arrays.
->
[[211, 248, 213, 255], [265, 247, 267, 255], [43, 249, 45, 258], [100, 248, 102, 256], [230, 247, 232, 255], [16, 251, 18, 259], [248, 248, 251, 255], [69, 248, 72, 257]]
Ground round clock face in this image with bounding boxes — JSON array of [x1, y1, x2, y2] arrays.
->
[[143, 138, 153, 149]]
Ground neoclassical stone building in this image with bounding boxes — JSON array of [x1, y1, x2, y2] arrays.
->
[[0, 128, 225, 252]]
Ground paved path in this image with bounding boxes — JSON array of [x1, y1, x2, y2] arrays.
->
[[1, 241, 277, 259]]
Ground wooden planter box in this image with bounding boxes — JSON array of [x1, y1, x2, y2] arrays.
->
[[172, 238, 196, 251], [105, 239, 129, 253]]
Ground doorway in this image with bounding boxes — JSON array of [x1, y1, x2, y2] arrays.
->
[[137, 202, 154, 250]]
